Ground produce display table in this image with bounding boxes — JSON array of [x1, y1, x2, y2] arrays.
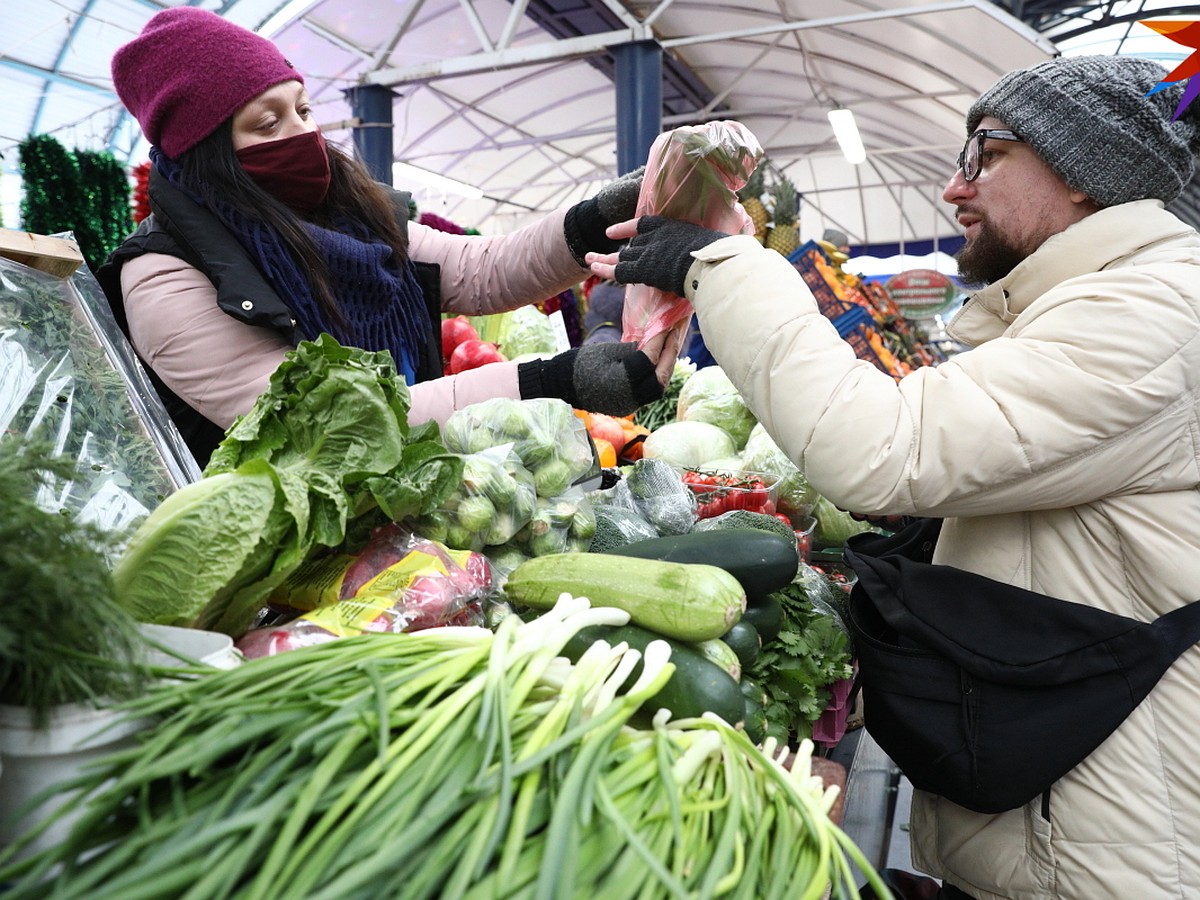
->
[[831, 727, 915, 887]]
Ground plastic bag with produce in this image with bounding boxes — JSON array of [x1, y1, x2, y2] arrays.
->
[[442, 397, 595, 497], [239, 523, 495, 658], [676, 365, 757, 450], [604, 457, 697, 536], [742, 423, 820, 524], [510, 488, 597, 557], [623, 121, 763, 350], [410, 444, 538, 550]]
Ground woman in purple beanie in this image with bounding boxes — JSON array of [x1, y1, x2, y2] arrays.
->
[[98, 7, 661, 467]]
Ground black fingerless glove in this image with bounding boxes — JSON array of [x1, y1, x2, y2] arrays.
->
[[613, 215, 730, 297], [517, 342, 662, 416], [563, 167, 645, 265]]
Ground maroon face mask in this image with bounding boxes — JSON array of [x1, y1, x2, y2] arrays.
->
[[235, 129, 331, 211]]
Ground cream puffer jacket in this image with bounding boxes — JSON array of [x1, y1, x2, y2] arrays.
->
[[685, 200, 1200, 900]]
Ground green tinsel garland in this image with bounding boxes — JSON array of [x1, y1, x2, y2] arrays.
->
[[18, 134, 132, 272]]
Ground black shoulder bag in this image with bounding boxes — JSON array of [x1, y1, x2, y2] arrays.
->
[[843, 517, 1200, 814]]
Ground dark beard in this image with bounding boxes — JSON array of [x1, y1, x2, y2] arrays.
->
[[955, 223, 1026, 288]]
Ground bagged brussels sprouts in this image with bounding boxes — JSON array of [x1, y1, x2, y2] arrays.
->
[[675, 365, 757, 449], [508, 489, 597, 557], [409, 445, 537, 551], [442, 397, 594, 495], [741, 423, 819, 523]]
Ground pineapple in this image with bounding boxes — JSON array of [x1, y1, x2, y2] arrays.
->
[[738, 165, 769, 244], [765, 176, 800, 258]]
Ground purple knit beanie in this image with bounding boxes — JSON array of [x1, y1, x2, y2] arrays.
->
[[111, 8, 303, 159]]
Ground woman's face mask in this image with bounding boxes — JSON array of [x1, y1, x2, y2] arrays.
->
[[235, 129, 331, 211]]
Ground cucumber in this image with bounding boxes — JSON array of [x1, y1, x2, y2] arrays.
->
[[720, 620, 761, 669], [743, 694, 768, 745], [600, 528, 798, 597], [504, 552, 745, 642], [695, 638, 741, 682], [562, 624, 746, 726], [741, 593, 784, 644]]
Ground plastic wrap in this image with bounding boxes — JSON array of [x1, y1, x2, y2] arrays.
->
[[594, 458, 697, 536], [410, 444, 539, 551], [238, 523, 495, 658], [0, 251, 199, 535], [441, 397, 597, 497], [623, 121, 763, 349]]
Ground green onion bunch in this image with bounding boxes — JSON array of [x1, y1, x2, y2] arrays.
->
[[0, 596, 888, 899]]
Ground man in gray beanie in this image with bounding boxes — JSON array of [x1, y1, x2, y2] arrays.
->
[[588, 53, 1200, 900]]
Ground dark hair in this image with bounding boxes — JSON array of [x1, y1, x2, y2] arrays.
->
[[179, 121, 411, 329]]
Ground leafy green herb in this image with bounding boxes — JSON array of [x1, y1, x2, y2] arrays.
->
[[0, 439, 148, 725], [745, 573, 855, 745]]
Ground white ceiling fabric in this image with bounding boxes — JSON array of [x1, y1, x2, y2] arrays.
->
[[0, 0, 1101, 248]]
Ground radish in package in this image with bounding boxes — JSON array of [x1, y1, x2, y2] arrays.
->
[[235, 523, 496, 658], [623, 121, 764, 350]]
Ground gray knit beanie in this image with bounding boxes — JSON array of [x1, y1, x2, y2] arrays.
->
[[967, 55, 1200, 207]]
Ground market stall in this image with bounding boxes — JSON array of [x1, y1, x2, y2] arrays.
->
[[0, 203, 934, 894]]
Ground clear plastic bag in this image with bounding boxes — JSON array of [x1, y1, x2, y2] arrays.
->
[[410, 444, 539, 551], [441, 397, 596, 497], [0, 251, 198, 536], [623, 121, 764, 349]]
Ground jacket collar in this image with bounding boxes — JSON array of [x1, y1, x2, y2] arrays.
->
[[947, 200, 1187, 346]]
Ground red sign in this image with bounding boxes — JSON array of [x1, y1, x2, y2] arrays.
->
[[884, 269, 958, 317]]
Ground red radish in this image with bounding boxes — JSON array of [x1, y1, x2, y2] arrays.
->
[[441, 316, 480, 360], [448, 339, 506, 374]]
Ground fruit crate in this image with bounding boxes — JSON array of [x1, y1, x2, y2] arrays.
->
[[812, 670, 858, 748], [831, 307, 895, 376], [788, 242, 859, 319]]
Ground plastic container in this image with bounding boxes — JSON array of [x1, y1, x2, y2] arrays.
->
[[792, 515, 817, 563], [139, 623, 241, 670], [680, 468, 781, 520], [0, 625, 240, 860], [0, 702, 152, 861]]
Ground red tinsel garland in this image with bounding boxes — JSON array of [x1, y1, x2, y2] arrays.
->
[[132, 161, 151, 223]]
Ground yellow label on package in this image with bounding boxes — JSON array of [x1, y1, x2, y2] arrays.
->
[[357, 549, 450, 595], [301, 595, 395, 636]]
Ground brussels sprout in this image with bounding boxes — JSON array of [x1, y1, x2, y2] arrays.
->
[[455, 494, 497, 533], [533, 459, 573, 498]]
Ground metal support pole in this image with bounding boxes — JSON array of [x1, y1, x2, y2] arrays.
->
[[343, 84, 398, 186], [612, 40, 662, 175]]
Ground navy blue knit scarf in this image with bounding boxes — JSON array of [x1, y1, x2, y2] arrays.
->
[[153, 150, 427, 382]]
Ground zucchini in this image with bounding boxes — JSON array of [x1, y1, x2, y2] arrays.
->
[[695, 638, 741, 682], [504, 552, 744, 642], [741, 593, 784, 644], [720, 620, 761, 669], [601, 528, 798, 597], [562, 624, 745, 727]]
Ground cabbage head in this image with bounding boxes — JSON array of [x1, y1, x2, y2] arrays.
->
[[675, 366, 756, 449], [497, 306, 559, 358], [642, 421, 736, 469]]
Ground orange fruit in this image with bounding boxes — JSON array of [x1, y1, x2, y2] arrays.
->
[[593, 437, 617, 468]]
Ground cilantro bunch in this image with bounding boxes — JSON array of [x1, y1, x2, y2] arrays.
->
[[745, 570, 855, 745]]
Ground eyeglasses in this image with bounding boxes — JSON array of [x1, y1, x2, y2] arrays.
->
[[957, 129, 1023, 182]]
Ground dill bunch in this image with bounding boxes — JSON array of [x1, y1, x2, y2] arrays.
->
[[0, 439, 148, 725]]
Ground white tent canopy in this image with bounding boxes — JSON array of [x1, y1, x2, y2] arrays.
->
[[1, 0, 1195, 247]]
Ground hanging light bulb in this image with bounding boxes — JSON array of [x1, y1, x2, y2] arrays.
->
[[827, 108, 867, 165]]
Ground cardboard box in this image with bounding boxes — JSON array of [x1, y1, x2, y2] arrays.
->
[[0, 228, 84, 278]]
